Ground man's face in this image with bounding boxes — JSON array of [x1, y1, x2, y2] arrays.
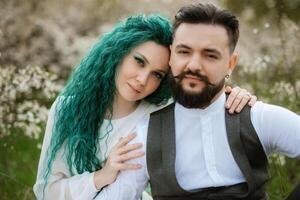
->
[[169, 23, 237, 108]]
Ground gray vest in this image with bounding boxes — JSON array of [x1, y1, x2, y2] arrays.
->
[[146, 103, 269, 200]]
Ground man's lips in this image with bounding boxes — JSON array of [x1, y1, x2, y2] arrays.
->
[[128, 83, 141, 93], [184, 75, 203, 82]]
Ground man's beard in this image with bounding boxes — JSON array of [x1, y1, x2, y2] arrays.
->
[[170, 70, 225, 109]]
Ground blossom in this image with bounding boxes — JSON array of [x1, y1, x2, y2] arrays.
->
[[0, 65, 63, 138]]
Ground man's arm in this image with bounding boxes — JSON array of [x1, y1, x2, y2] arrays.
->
[[251, 102, 300, 157], [252, 102, 300, 200]]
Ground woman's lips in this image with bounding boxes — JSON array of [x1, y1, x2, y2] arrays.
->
[[128, 83, 141, 93]]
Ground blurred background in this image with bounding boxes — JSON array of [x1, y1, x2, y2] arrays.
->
[[0, 0, 299, 199]]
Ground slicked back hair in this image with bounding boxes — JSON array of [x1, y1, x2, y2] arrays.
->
[[173, 3, 239, 53]]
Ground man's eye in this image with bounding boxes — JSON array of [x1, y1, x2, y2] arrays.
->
[[177, 50, 189, 54], [208, 54, 218, 59]]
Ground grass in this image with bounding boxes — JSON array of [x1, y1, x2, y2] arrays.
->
[[0, 130, 42, 200]]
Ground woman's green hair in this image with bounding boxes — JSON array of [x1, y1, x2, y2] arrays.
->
[[42, 14, 173, 194]]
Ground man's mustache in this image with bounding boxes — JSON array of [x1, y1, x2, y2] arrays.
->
[[172, 71, 215, 87]]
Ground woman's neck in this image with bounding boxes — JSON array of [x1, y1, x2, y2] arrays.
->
[[106, 94, 139, 120]]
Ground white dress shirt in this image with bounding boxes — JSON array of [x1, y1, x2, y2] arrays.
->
[[94, 93, 300, 200]]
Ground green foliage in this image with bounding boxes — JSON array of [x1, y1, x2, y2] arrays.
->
[[267, 157, 300, 199], [226, 1, 300, 198], [222, 0, 300, 25], [0, 130, 43, 200]]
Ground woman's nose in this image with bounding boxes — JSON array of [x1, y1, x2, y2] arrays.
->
[[136, 71, 149, 86]]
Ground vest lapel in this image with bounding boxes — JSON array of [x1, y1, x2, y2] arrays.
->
[[161, 103, 188, 194], [224, 110, 255, 197]]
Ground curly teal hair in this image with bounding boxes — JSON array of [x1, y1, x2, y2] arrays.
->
[[42, 14, 172, 193]]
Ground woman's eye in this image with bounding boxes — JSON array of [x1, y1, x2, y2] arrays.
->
[[134, 56, 145, 66], [152, 72, 163, 79]]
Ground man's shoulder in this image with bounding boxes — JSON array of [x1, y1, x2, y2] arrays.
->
[[250, 101, 298, 117], [149, 100, 175, 116], [250, 101, 265, 114]]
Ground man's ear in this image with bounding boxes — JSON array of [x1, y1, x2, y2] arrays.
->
[[228, 52, 238, 73]]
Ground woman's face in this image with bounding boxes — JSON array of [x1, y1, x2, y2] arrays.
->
[[115, 41, 170, 103]]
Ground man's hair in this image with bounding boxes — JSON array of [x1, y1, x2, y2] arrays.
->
[[173, 3, 239, 53]]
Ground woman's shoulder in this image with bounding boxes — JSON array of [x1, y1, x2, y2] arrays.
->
[[140, 98, 174, 114], [50, 95, 74, 111]]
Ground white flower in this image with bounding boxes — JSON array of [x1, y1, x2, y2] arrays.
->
[[253, 28, 258, 34], [264, 23, 270, 28], [0, 65, 62, 138]]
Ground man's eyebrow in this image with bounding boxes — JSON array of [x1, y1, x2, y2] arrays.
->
[[175, 44, 192, 50], [204, 48, 222, 56], [134, 53, 149, 65]]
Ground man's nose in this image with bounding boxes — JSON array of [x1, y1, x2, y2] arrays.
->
[[186, 54, 202, 72]]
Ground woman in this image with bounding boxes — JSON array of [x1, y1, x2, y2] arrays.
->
[[33, 14, 255, 200]]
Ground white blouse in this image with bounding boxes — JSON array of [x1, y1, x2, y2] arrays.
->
[[33, 97, 171, 200]]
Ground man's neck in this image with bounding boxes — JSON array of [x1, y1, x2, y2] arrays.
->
[[196, 88, 225, 110], [175, 87, 226, 110], [208, 88, 225, 107]]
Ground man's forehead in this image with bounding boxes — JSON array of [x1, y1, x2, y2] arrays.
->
[[173, 23, 229, 47]]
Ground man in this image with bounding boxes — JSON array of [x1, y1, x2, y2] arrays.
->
[[95, 3, 300, 200]]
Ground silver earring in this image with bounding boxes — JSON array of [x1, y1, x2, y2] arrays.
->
[[225, 74, 230, 79]]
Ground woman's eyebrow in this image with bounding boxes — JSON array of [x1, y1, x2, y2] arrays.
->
[[134, 53, 149, 65], [135, 52, 168, 73]]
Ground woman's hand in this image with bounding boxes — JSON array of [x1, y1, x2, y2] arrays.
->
[[225, 86, 257, 114], [94, 133, 144, 190]]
